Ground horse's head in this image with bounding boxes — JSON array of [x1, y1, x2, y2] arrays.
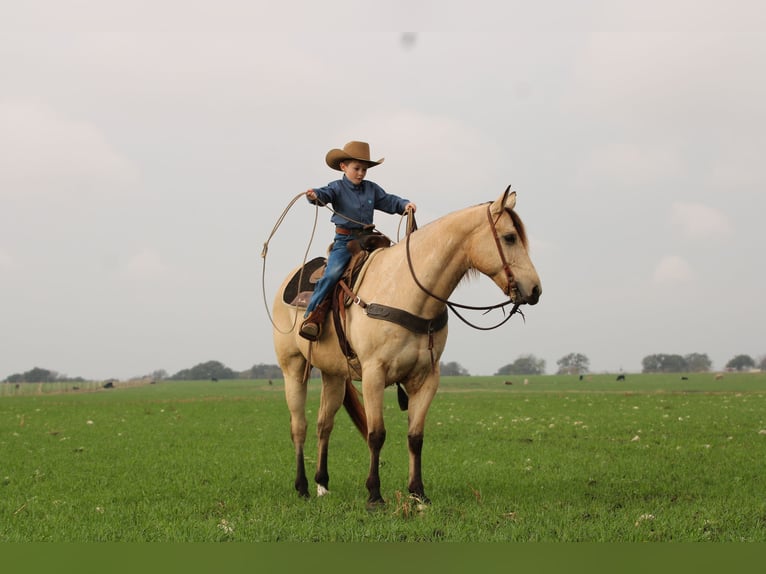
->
[[471, 187, 542, 306]]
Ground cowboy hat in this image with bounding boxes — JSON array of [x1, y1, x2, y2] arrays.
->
[[325, 141, 384, 171]]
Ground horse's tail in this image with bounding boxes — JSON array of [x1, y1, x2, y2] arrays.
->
[[343, 378, 368, 439]]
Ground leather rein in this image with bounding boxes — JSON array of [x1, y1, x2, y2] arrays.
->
[[404, 200, 524, 331]]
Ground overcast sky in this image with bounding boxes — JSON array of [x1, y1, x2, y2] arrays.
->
[[2, 1, 764, 380]]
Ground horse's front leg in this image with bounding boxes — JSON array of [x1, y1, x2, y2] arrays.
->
[[361, 374, 387, 505], [314, 373, 346, 496], [405, 374, 439, 503], [283, 361, 309, 498]]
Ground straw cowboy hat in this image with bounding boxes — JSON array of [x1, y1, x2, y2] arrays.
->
[[325, 141, 384, 171]]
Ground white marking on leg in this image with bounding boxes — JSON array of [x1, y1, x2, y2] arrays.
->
[[317, 484, 330, 497]]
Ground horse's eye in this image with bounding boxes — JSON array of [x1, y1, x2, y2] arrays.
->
[[503, 233, 517, 245]]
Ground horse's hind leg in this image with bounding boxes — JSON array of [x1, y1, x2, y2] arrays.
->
[[283, 357, 310, 498], [314, 372, 346, 496]]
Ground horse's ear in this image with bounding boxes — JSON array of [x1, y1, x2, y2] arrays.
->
[[505, 190, 517, 210], [490, 186, 516, 215]]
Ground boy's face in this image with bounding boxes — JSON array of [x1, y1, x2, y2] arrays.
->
[[340, 160, 368, 185]]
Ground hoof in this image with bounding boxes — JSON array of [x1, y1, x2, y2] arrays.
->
[[366, 497, 386, 511], [410, 493, 431, 506], [317, 484, 330, 497]]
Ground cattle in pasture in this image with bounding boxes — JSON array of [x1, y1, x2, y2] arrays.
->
[[715, 373, 724, 380], [504, 380, 513, 385], [103, 381, 114, 389], [616, 374, 626, 381], [681, 376, 688, 380]]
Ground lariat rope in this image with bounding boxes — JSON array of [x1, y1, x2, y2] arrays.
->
[[260, 192, 318, 334]]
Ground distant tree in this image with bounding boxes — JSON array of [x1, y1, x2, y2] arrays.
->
[[4, 367, 58, 383], [170, 360, 237, 381], [3, 368, 87, 383], [726, 354, 755, 371], [759, 355, 766, 371], [684, 353, 712, 373], [641, 354, 688, 373], [440, 361, 469, 376], [495, 354, 546, 376], [150, 369, 168, 381], [556, 353, 590, 375], [247, 363, 284, 379]]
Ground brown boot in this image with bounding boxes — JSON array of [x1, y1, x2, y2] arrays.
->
[[299, 299, 331, 341]]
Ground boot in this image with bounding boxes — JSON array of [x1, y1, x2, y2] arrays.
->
[[299, 298, 331, 341]]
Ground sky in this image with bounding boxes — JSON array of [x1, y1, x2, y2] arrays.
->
[[1, 0, 764, 380]]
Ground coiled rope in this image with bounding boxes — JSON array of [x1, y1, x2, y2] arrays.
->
[[260, 192, 320, 334]]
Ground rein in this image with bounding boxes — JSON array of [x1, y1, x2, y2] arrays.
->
[[404, 200, 524, 331]]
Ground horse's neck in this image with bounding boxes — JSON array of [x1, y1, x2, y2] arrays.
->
[[383, 208, 477, 316]]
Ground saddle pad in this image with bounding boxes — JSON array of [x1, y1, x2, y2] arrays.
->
[[282, 257, 326, 306]]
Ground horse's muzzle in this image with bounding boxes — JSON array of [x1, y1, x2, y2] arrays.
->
[[513, 284, 541, 306], [526, 285, 541, 305]]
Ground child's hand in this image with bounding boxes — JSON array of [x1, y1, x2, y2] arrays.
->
[[404, 202, 417, 213], [306, 189, 317, 201]]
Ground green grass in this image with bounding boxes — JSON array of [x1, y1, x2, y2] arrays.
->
[[1, 374, 765, 541]]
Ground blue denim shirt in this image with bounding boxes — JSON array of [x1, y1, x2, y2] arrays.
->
[[309, 175, 410, 230]]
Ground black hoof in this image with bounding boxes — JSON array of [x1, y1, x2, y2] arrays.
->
[[410, 493, 431, 505], [366, 497, 386, 511]]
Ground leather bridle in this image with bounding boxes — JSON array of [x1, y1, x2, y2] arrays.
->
[[486, 203, 518, 299], [404, 199, 524, 331]]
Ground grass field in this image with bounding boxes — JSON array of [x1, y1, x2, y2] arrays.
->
[[1, 373, 765, 542]]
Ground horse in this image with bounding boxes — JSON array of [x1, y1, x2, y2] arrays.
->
[[271, 187, 542, 505]]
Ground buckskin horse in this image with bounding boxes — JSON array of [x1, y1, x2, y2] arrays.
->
[[271, 187, 542, 505]]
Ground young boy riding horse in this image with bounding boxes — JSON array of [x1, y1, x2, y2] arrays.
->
[[299, 141, 416, 341]]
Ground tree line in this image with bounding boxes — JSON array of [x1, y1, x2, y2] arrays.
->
[[4, 353, 763, 384], [2, 361, 283, 384], [494, 352, 765, 376], [4, 360, 471, 383]]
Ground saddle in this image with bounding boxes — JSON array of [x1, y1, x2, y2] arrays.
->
[[283, 230, 390, 308]]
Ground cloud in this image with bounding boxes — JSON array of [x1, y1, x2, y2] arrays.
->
[[670, 201, 732, 240], [117, 248, 169, 281], [0, 99, 139, 196], [653, 255, 694, 285], [577, 141, 681, 187], [709, 146, 766, 191]]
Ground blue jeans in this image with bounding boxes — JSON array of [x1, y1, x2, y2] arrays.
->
[[304, 234, 353, 316]]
